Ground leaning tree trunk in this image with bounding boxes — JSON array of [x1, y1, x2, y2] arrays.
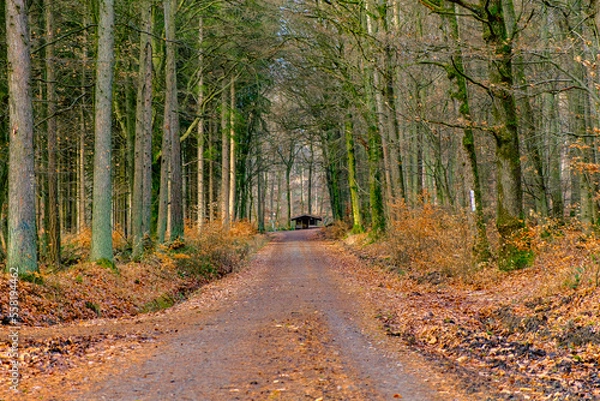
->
[[90, 0, 115, 264], [6, 0, 38, 274]]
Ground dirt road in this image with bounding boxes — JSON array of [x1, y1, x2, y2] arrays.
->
[[10, 230, 456, 400]]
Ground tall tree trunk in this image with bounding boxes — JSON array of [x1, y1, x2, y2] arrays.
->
[[257, 153, 265, 233], [546, 91, 564, 219], [132, 0, 153, 260], [383, 0, 406, 203], [365, 0, 393, 210], [78, 91, 87, 233], [78, 12, 89, 234], [220, 82, 230, 229], [228, 77, 236, 223], [197, 16, 205, 231], [569, 1, 597, 226], [322, 130, 343, 221], [307, 141, 314, 215], [286, 164, 292, 227], [156, 91, 170, 242], [90, 0, 115, 263], [503, 0, 549, 216], [367, 116, 386, 234], [45, 0, 60, 267], [209, 120, 215, 223], [6, 0, 38, 273], [481, 0, 524, 261], [165, 0, 183, 241], [445, 1, 490, 260], [345, 114, 363, 233], [361, 61, 386, 234]]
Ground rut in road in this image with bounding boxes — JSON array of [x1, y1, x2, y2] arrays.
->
[[83, 230, 442, 400]]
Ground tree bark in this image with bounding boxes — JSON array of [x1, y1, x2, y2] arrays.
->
[[197, 16, 205, 230], [132, 0, 153, 259], [220, 82, 230, 229], [365, 0, 393, 210], [165, 0, 183, 241], [445, 0, 490, 260], [45, 0, 60, 267], [345, 114, 363, 233], [77, 12, 89, 234], [481, 0, 524, 252], [90, 0, 115, 264], [503, 0, 549, 216], [228, 76, 236, 223], [6, 0, 38, 273]]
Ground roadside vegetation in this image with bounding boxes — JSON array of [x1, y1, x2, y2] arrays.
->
[[0, 221, 264, 327], [327, 205, 600, 400]]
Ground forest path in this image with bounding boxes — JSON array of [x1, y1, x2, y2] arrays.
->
[[10, 230, 458, 400]]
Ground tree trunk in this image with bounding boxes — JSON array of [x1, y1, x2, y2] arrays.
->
[[307, 141, 314, 215], [345, 114, 363, 233], [221, 82, 230, 229], [322, 130, 343, 221], [165, 0, 183, 241], [156, 96, 170, 243], [90, 0, 115, 263], [132, 0, 153, 259], [481, 0, 524, 259], [570, 1, 597, 226], [362, 60, 386, 234], [365, 1, 393, 210], [383, 1, 406, 203], [209, 120, 215, 223], [445, 1, 490, 260], [45, 0, 60, 267], [6, 0, 38, 273], [228, 77, 236, 223], [503, 0, 549, 216], [286, 165, 292, 227], [78, 12, 89, 234], [197, 16, 205, 231], [257, 166, 265, 233]]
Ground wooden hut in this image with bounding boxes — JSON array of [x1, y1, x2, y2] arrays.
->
[[291, 214, 322, 229]]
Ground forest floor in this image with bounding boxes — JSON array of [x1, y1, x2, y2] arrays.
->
[[1, 229, 460, 401], [338, 229, 600, 401], [1, 227, 599, 400]]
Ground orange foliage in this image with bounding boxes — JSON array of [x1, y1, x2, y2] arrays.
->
[[387, 203, 475, 280]]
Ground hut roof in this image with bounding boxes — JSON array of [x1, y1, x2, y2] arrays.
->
[[290, 214, 323, 221]]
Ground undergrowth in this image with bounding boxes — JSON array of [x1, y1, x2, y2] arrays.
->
[[386, 203, 475, 282], [0, 220, 264, 326], [336, 205, 600, 399], [336, 203, 600, 295]]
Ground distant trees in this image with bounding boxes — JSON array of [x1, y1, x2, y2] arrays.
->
[[2, 0, 288, 274], [6, 0, 600, 272], [273, 0, 600, 262]]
